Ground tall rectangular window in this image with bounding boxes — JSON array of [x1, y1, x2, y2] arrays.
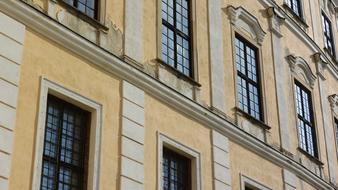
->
[[40, 95, 89, 190], [294, 81, 317, 157], [285, 0, 302, 17], [63, 0, 98, 19], [335, 118, 338, 152], [161, 0, 192, 77], [162, 148, 191, 190], [235, 36, 262, 121], [322, 13, 335, 57]]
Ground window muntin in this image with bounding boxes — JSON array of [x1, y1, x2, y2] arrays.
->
[[161, 0, 192, 77], [235, 36, 262, 121], [40, 95, 89, 190], [285, 0, 302, 17], [63, 0, 98, 19], [162, 148, 191, 190], [294, 81, 317, 157], [322, 13, 335, 57]]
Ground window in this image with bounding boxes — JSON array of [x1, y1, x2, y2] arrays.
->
[[322, 13, 335, 57], [40, 95, 89, 190], [294, 81, 317, 157], [335, 118, 338, 152], [63, 0, 98, 19], [245, 186, 256, 190], [235, 35, 263, 121], [162, 148, 191, 190], [161, 0, 192, 77], [285, 0, 302, 17]]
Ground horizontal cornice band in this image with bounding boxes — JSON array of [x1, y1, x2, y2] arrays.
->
[[0, 0, 334, 189]]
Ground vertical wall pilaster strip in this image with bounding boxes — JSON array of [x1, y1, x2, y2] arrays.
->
[[317, 68, 337, 183], [212, 130, 231, 190], [208, 0, 226, 112], [0, 12, 25, 190], [283, 169, 297, 190], [124, 0, 143, 64], [267, 9, 291, 151], [120, 81, 145, 190]]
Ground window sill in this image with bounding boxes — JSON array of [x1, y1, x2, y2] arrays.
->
[[297, 147, 324, 166], [235, 107, 271, 130], [282, 4, 308, 29], [57, 0, 109, 31], [157, 58, 201, 87]]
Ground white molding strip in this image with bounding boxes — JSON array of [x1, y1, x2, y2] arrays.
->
[[32, 78, 102, 190], [157, 133, 202, 190], [212, 130, 231, 190], [120, 81, 145, 190], [0, 11, 25, 190], [0, 1, 334, 189]]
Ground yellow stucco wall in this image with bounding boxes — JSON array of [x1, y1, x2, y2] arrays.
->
[[10, 28, 121, 190]]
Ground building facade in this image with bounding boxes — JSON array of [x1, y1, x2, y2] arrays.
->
[[0, 0, 338, 189]]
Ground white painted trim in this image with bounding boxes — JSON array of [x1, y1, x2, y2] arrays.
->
[[32, 77, 102, 190], [240, 174, 272, 190], [1, 1, 334, 189], [157, 133, 201, 190]]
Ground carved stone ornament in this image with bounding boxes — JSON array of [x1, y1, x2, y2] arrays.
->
[[267, 7, 285, 38], [287, 54, 317, 87], [226, 6, 266, 45], [313, 52, 328, 80], [328, 94, 338, 113]]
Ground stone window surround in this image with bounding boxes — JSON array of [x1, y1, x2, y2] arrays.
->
[[282, 0, 308, 26], [240, 174, 271, 190], [329, 94, 338, 156], [290, 76, 322, 162], [156, 0, 199, 82], [227, 6, 268, 128], [31, 77, 102, 190], [48, 0, 108, 30], [321, 10, 337, 60], [157, 132, 201, 190], [231, 31, 268, 129]]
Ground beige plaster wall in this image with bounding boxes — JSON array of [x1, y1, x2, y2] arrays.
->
[[9, 28, 121, 190]]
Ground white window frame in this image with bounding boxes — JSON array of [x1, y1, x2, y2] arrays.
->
[[240, 174, 271, 190], [31, 77, 102, 190], [157, 132, 201, 190]]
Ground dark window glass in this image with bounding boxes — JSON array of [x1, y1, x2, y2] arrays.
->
[[285, 0, 302, 17], [162, 148, 191, 190], [245, 186, 256, 190], [40, 95, 89, 190], [294, 81, 317, 157], [322, 13, 335, 57], [63, 0, 98, 19], [235, 36, 262, 121], [161, 0, 192, 77]]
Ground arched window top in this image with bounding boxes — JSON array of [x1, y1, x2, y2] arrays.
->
[[287, 54, 317, 87], [226, 6, 266, 45]]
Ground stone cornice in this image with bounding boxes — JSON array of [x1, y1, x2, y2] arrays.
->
[[0, 0, 335, 190]]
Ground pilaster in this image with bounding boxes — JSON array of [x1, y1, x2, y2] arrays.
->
[[212, 130, 231, 190], [120, 81, 145, 190], [0, 12, 25, 190]]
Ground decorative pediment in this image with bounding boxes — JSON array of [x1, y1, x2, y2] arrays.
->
[[287, 55, 317, 87], [329, 94, 338, 114], [226, 6, 266, 45]]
